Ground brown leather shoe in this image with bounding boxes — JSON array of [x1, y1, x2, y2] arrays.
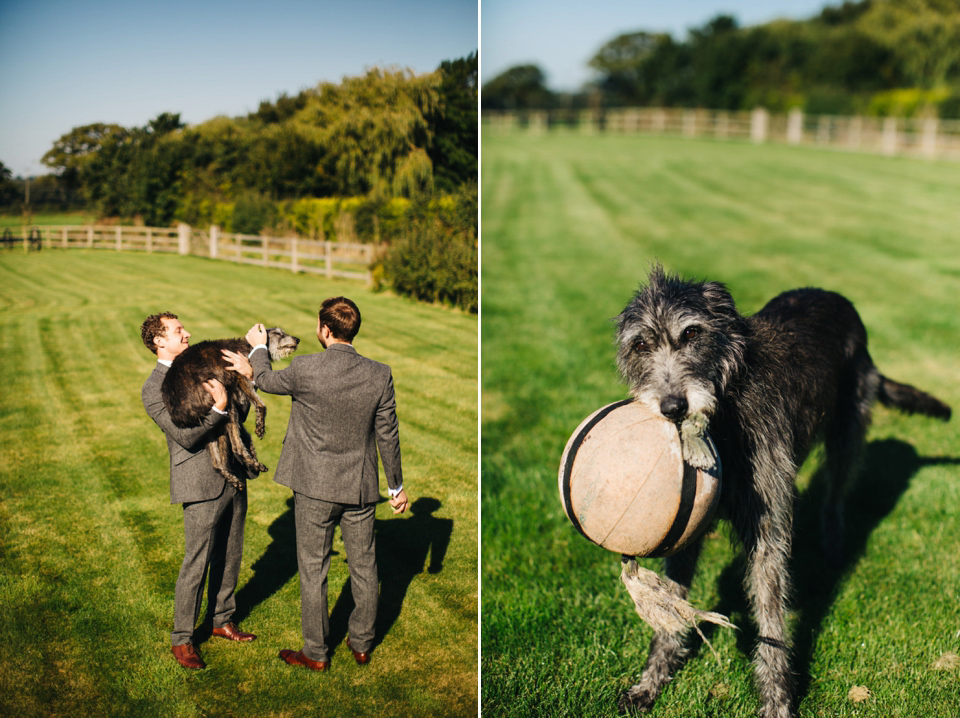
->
[[212, 622, 257, 642], [346, 637, 371, 665], [171, 643, 206, 670], [279, 649, 329, 672]]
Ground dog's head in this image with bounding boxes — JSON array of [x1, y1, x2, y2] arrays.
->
[[265, 327, 300, 361], [615, 265, 747, 422]]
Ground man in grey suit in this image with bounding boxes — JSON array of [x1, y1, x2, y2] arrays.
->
[[140, 312, 257, 671], [224, 296, 408, 671]]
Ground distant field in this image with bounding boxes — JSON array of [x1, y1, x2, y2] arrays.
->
[[481, 131, 960, 717], [0, 250, 477, 716], [0, 211, 94, 227]]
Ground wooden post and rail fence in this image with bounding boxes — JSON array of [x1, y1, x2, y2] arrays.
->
[[0, 223, 379, 283], [483, 106, 960, 161]]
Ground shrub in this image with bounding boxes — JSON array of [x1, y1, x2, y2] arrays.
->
[[230, 192, 275, 234], [382, 183, 477, 312]]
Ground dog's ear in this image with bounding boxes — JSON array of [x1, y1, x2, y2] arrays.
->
[[701, 281, 738, 320]]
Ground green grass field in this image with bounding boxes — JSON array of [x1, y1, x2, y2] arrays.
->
[[481, 131, 960, 717], [0, 249, 477, 716]]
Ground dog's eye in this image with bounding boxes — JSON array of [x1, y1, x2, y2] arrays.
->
[[633, 338, 649, 353], [682, 327, 700, 343]]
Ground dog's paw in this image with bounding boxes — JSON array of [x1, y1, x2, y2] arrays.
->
[[680, 413, 714, 470], [618, 685, 656, 715]]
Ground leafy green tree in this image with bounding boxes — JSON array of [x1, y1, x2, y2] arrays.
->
[[589, 32, 675, 105], [0, 160, 18, 206], [41, 123, 125, 192], [248, 91, 310, 124], [429, 52, 478, 192], [585, 0, 960, 112], [296, 67, 442, 197], [481, 64, 554, 110]]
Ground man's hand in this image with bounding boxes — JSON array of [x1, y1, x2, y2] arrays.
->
[[202, 378, 228, 412], [246, 323, 268, 347], [222, 349, 253, 380], [389, 489, 409, 515]]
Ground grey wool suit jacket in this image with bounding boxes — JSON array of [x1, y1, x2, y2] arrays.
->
[[142, 363, 230, 504], [249, 343, 403, 505]]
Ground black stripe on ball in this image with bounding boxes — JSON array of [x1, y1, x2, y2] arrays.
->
[[647, 460, 698, 557], [560, 399, 633, 545]]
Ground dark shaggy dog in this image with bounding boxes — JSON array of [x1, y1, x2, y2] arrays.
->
[[614, 266, 950, 718], [162, 327, 300, 491]]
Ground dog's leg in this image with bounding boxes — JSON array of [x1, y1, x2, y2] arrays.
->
[[618, 539, 703, 714], [239, 423, 268, 475], [822, 361, 878, 566], [738, 498, 794, 718], [208, 434, 246, 492], [679, 411, 714, 469], [225, 413, 267, 474], [237, 376, 267, 439]]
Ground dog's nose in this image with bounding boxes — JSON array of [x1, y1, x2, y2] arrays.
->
[[660, 395, 688, 422]]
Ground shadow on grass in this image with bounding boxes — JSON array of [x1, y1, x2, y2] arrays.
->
[[328, 497, 453, 654], [691, 438, 960, 707], [228, 496, 303, 629], [219, 496, 452, 653]]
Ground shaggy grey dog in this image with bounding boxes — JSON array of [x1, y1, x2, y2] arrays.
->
[[162, 327, 299, 491], [614, 266, 950, 718]]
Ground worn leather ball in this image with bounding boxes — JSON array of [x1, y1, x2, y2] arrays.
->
[[558, 400, 721, 557]]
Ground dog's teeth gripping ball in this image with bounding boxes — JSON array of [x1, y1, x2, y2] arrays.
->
[[559, 399, 721, 557]]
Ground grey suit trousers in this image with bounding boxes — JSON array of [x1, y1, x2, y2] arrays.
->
[[294, 492, 377, 661], [172, 483, 247, 645]]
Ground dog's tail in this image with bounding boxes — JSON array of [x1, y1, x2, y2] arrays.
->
[[878, 375, 951, 421]]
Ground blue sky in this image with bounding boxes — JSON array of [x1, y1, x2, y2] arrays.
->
[[0, 0, 477, 177], [2, 1, 839, 178], [483, 0, 836, 91]]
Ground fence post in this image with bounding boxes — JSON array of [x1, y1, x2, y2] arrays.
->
[[177, 222, 190, 255], [209, 225, 219, 259], [61, 226, 67, 248], [653, 108, 666, 133], [262, 236, 269, 266], [146, 227, 153, 253], [116, 225, 122, 251], [325, 241, 333, 279], [881, 117, 898, 155], [922, 117, 938, 158], [530, 111, 546, 135], [848, 116, 863, 150], [787, 108, 803, 145], [750, 108, 769, 143], [87, 227, 93, 248], [292, 237, 299, 273], [716, 111, 729, 138]]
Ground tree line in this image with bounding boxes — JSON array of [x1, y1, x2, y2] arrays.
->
[[2, 53, 477, 312], [482, 0, 960, 118]]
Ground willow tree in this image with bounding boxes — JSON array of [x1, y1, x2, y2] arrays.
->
[[294, 67, 442, 198]]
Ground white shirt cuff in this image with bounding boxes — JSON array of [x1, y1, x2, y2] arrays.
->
[[249, 344, 267, 355], [388, 485, 403, 497], [212, 406, 228, 416]]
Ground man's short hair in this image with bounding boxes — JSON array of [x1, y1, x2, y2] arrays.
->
[[141, 312, 178, 355], [318, 297, 361, 341]]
